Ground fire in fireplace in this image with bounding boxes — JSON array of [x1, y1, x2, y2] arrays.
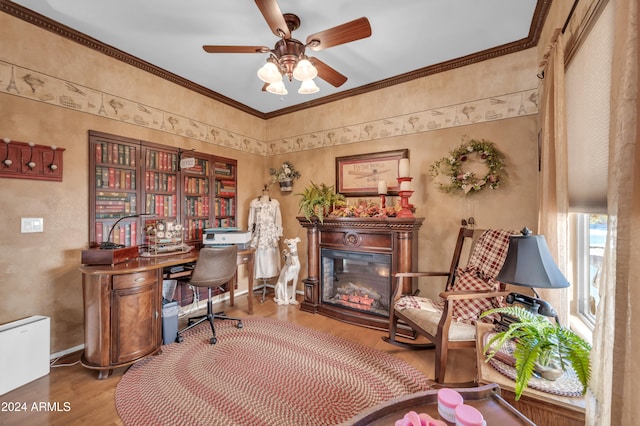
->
[[320, 248, 392, 317]]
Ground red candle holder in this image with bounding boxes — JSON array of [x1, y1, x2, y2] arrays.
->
[[396, 177, 414, 218], [379, 194, 386, 209]]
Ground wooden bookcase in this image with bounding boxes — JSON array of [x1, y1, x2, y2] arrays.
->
[[182, 154, 211, 243], [88, 131, 237, 249], [213, 160, 237, 228], [90, 133, 139, 247]]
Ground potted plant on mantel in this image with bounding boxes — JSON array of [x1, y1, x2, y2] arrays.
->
[[269, 161, 301, 192], [297, 181, 345, 223], [480, 306, 591, 400]]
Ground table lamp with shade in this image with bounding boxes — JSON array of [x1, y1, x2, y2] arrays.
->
[[495, 227, 570, 327]]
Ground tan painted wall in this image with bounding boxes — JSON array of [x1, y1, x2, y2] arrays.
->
[[0, 13, 266, 352], [265, 49, 540, 299], [2, 10, 540, 353]]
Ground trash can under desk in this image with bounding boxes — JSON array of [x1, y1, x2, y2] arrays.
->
[[162, 301, 179, 344]]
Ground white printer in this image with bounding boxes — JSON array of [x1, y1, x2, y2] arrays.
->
[[202, 228, 251, 248]]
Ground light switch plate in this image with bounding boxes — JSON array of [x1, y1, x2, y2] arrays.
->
[[21, 217, 44, 233]]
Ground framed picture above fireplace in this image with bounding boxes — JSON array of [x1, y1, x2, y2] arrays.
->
[[335, 149, 409, 196]]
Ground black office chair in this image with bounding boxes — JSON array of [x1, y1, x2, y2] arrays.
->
[[176, 245, 243, 344]]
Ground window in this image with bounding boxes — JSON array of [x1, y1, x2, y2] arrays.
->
[[565, 1, 613, 329], [574, 213, 606, 326]]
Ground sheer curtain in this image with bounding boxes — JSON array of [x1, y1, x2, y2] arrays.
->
[[587, 0, 639, 424], [538, 31, 570, 326]]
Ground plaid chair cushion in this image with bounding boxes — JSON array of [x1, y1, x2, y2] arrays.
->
[[449, 229, 514, 323]]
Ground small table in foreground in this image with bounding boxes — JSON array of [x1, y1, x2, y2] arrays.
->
[[475, 322, 586, 426], [345, 383, 534, 425]]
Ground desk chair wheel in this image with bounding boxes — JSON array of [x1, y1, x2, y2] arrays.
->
[[237, 321, 243, 329], [209, 336, 217, 344], [176, 335, 184, 343]]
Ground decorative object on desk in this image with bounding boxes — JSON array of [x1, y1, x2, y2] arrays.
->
[[269, 160, 301, 192], [273, 237, 301, 305], [81, 213, 155, 265], [297, 181, 345, 223], [81, 245, 140, 265], [336, 149, 408, 196], [480, 306, 591, 400], [115, 317, 431, 426], [494, 227, 570, 327], [430, 139, 506, 195], [100, 213, 155, 249], [142, 220, 192, 256]]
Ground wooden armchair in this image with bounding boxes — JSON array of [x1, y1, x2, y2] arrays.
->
[[383, 227, 515, 384]]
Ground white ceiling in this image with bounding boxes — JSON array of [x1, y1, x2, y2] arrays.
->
[[8, 0, 542, 117]]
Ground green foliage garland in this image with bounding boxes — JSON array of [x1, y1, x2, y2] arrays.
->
[[430, 139, 506, 195]]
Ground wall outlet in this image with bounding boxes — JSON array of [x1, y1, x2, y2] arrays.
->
[[21, 218, 44, 233]]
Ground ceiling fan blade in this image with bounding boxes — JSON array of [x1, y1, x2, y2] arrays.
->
[[203, 45, 270, 54], [255, 0, 290, 39], [310, 57, 347, 87], [306, 17, 371, 51]]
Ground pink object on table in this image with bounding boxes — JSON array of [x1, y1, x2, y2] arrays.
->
[[437, 388, 463, 422], [454, 404, 485, 426], [395, 410, 447, 426]]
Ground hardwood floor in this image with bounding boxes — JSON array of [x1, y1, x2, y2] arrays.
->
[[0, 292, 477, 426]]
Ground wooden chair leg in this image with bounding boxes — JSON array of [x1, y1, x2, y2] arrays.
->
[[435, 342, 447, 384], [387, 311, 399, 341]]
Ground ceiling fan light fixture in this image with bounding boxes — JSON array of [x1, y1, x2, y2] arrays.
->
[[266, 80, 288, 95], [298, 79, 319, 94], [292, 58, 318, 82], [257, 61, 282, 84]]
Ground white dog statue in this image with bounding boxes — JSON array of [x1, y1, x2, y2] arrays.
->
[[274, 237, 301, 305]]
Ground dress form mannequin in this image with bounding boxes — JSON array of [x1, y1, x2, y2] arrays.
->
[[248, 186, 282, 283]]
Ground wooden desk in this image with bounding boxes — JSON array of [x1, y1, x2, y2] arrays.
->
[[475, 322, 586, 425], [79, 247, 255, 379]]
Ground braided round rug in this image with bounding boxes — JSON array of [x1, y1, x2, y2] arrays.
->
[[115, 318, 431, 425]]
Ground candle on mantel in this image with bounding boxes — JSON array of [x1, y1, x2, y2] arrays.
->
[[378, 180, 388, 195], [400, 180, 412, 191], [398, 158, 410, 178]]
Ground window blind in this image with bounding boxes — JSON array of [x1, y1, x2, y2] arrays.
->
[[565, 1, 613, 213]]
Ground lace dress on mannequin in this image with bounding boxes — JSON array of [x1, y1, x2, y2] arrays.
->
[[248, 192, 283, 280]]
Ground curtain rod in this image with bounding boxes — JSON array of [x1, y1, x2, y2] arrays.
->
[[562, 0, 580, 34]]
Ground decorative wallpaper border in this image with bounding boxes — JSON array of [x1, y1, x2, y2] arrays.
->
[[266, 89, 539, 155], [1, 59, 538, 157]]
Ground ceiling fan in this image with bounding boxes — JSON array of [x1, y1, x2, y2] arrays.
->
[[202, 0, 372, 95]]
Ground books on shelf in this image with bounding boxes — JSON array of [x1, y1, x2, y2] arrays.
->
[[90, 133, 237, 247]]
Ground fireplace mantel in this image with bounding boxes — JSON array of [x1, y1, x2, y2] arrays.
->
[[297, 216, 423, 331]]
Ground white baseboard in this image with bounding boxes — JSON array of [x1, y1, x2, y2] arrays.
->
[[50, 344, 84, 360]]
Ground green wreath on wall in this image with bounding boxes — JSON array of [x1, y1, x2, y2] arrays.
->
[[430, 139, 507, 195]]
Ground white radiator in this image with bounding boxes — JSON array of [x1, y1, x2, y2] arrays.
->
[[0, 315, 50, 395]]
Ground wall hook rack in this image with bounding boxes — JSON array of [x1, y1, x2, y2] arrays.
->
[[0, 138, 65, 181]]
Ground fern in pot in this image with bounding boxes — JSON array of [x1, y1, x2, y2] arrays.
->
[[297, 181, 345, 223], [480, 306, 591, 400]]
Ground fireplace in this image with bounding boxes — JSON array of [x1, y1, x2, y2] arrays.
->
[[321, 248, 392, 317], [298, 216, 423, 331]]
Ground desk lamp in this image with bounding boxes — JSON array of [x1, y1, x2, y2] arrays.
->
[[100, 213, 155, 249], [496, 227, 569, 327]]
